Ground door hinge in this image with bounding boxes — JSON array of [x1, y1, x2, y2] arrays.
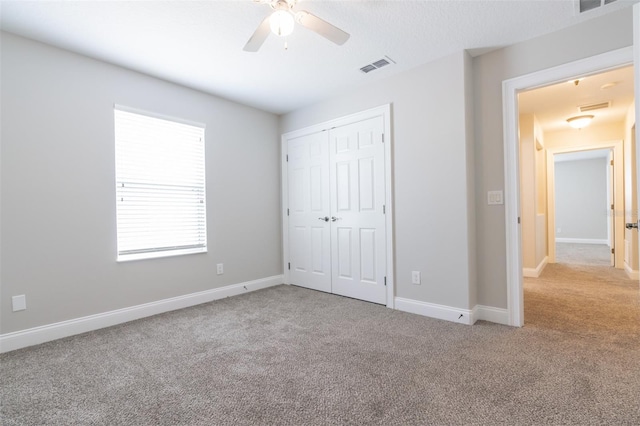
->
[[383, 204, 386, 214], [611, 204, 614, 210], [382, 134, 385, 143], [287, 208, 290, 216], [611, 248, 615, 254], [518, 217, 521, 224], [288, 262, 291, 270], [384, 276, 387, 286], [610, 159, 614, 166], [286, 154, 289, 162]]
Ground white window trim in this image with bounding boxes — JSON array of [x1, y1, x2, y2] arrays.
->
[[114, 105, 207, 262]]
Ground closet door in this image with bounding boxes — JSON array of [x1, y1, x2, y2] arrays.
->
[[329, 117, 387, 304], [287, 131, 332, 293]]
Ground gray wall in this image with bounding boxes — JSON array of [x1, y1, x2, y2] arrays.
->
[[281, 51, 476, 310], [0, 33, 282, 334], [473, 9, 633, 308], [282, 8, 634, 312], [555, 158, 608, 240], [1, 6, 635, 334]]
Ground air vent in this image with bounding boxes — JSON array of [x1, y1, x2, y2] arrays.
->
[[579, 101, 611, 112], [372, 59, 390, 69], [360, 64, 377, 74], [360, 56, 395, 74], [578, 0, 617, 13]]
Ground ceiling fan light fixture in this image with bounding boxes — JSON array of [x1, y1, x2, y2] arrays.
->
[[270, 10, 294, 37], [566, 115, 594, 129]]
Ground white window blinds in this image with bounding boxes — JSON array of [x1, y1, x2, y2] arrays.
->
[[114, 107, 207, 261]]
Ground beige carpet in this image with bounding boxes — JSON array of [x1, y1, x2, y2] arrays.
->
[[524, 262, 640, 339], [2, 281, 639, 425]]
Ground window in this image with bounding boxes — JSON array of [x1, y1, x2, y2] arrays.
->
[[114, 106, 207, 261]]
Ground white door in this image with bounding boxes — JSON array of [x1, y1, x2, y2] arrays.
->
[[329, 117, 387, 304], [287, 131, 332, 293], [286, 116, 388, 305]]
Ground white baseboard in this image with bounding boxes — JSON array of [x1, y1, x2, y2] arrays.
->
[[394, 297, 474, 325], [624, 263, 639, 280], [472, 305, 510, 325], [556, 238, 608, 245], [523, 256, 548, 278], [0, 275, 284, 354]]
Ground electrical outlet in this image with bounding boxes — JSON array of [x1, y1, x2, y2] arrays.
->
[[411, 271, 421, 285], [12, 295, 26, 312], [216, 263, 224, 275]]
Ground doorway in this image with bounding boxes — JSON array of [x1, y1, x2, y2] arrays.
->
[[545, 144, 623, 268], [552, 148, 614, 267], [517, 64, 635, 331], [503, 47, 636, 326], [281, 105, 395, 307]]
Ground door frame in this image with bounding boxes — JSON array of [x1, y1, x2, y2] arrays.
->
[[280, 104, 395, 308], [503, 46, 633, 327], [546, 143, 623, 266]]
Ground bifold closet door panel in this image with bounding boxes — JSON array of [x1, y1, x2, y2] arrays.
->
[[329, 116, 387, 305], [287, 131, 332, 293]]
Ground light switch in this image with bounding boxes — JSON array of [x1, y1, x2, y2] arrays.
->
[[487, 190, 504, 205]]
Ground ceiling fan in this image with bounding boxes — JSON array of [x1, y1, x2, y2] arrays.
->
[[243, 0, 350, 52]]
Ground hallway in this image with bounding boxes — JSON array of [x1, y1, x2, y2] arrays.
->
[[524, 244, 640, 339], [554, 242, 611, 267]]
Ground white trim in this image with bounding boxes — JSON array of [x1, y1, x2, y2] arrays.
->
[[395, 297, 474, 325], [281, 104, 395, 308], [0, 275, 284, 354], [281, 134, 290, 285], [555, 238, 609, 245], [503, 46, 633, 327], [625, 263, 639, 280], [113, 104, 205, 129], [546, 143, 622, 266], [473, 305, 510, 325], [634, 3, 640, 280], [523, 256, 548, 278]]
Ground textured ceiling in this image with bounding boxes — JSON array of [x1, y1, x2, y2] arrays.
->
[[519, 65, 635, 133], [0, 0, 638, 114]]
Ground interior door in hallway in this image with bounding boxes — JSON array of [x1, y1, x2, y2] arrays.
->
[[329, 117, 387, 304], [287, 131, 332, 293]]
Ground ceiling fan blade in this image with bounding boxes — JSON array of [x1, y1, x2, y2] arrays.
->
[[243, 16, 271, 52], [295, 10, 350, 45]]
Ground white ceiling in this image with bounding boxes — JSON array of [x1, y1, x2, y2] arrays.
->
[[0, 0, 638, 114], [519, 65, 635, 133]]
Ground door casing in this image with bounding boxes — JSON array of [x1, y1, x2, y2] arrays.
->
[[546, 143, 623, 267], [503, 47, 634, 327], [281, 104, 395, 308]]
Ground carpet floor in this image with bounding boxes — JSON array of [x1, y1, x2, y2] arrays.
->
[[555, 243, 611, 266], [2, 280, 639, 425]]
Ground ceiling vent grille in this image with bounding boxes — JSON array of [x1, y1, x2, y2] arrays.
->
[[360, 56, 395, 74], [579, 101, 611, 112], [360, 64, 377, 74], [372, 59, 390, 68], [578, 0, 617, 13]]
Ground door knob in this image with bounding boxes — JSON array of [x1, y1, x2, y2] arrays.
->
[[626, 222, 638, 230], [331, 216, 341, 222], [318, 216, 329, 222]]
